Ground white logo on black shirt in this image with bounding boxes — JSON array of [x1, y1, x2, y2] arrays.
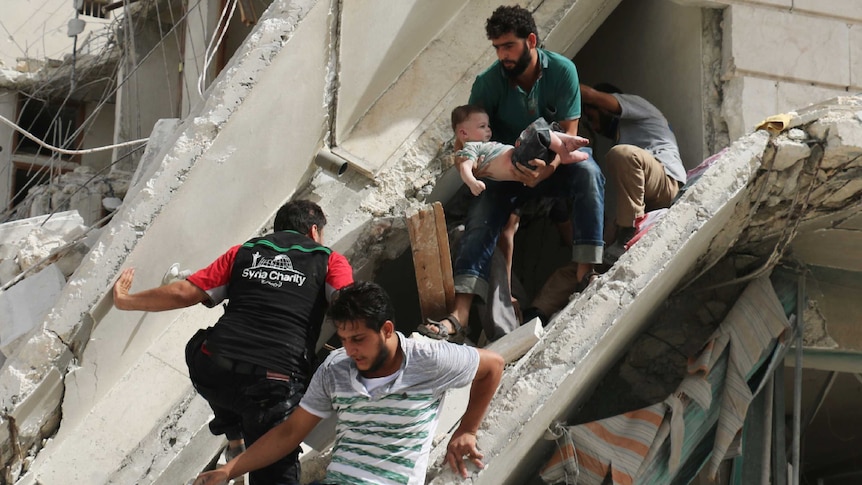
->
[[241, 252, 307, 287]]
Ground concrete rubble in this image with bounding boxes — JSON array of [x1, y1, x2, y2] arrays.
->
[[0, 0, 860, 483], [7, 167, 131, 228]]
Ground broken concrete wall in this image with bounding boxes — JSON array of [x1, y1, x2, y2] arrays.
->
[[703, 0, 861, 141], [10, 167, 130, 226], [3, 0, 858, 483]]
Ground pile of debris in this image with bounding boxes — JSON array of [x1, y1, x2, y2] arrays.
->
[[0, 210, 99, 368]]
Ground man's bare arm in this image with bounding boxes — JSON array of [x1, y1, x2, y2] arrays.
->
[[113, 267, 208, 311], [194, 408, 322, 485], [445, 348, 505, 477], [579, 84, 622, 114]]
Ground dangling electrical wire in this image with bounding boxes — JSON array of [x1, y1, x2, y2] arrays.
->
[[198, 0, 238, 96], [0, 113, 148, 155]]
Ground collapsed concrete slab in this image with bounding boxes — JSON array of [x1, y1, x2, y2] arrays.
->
[[3, 1, 329, 480], [419, 96, 862, 484], [0, 264, 65, 357]]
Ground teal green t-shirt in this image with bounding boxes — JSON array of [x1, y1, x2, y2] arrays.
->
[[468, 49, 581, 145]]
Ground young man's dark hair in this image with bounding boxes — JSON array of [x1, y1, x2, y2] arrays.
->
[[451, 104, 487, 131], [328, 281, 395, 332], [274, 199, 327, 233], [583, 83, 624, 139], [485, 4, 539, 42], [593, 82, 623, 94]]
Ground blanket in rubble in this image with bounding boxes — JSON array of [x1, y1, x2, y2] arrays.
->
[[540, 275, 791, 485]]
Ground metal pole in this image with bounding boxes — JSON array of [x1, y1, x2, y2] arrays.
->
[[761, 376, 774, 485], [792, 275, 805, 485]]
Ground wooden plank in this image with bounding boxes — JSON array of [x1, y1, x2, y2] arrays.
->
[[406, 202, 454, 321], [433, 202, 456, 313]]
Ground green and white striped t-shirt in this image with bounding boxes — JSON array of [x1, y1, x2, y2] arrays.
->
[[300, 332, 479, 484]]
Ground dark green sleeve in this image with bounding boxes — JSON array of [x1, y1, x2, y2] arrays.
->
[[555, 59, 582, 121]]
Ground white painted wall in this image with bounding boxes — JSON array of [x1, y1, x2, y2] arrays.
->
[[0, 0, 112, 70], [686, 0, 862, 141]]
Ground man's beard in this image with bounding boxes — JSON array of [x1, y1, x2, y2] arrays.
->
[[503, 41, 532, 79], [360, 338, 391, 376]]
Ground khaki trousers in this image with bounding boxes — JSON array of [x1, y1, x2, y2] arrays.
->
[[605, 144, 679, 227]]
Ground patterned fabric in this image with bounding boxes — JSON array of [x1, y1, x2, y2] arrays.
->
[[457, 141, 512, 173], [541, 276, 791, 484]]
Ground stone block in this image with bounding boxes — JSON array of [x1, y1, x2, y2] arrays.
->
[[0, 264, 65, 353], [808, 118, 862, 168], [726, 4, 850, 86], [772, 138, 811, 171], [793, 0, 862, 22]]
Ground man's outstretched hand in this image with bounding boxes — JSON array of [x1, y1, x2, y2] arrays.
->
[[445, 429, 485, 478], [112, 267, 136, 310]]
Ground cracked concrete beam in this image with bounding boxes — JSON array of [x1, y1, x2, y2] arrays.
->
[[425, 130, 771, 484]]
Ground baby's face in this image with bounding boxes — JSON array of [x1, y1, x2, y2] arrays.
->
[[461, 113, 492, 142]]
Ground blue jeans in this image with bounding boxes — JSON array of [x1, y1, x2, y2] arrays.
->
[[452, 151, 604, 297]]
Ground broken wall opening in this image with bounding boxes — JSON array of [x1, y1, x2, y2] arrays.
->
[[573, 0, 719, 169]]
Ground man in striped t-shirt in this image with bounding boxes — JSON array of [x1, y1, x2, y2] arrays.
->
[[194, 281, 504, 485]]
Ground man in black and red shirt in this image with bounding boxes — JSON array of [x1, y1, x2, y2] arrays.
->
[[113, 200, 353, 485]]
